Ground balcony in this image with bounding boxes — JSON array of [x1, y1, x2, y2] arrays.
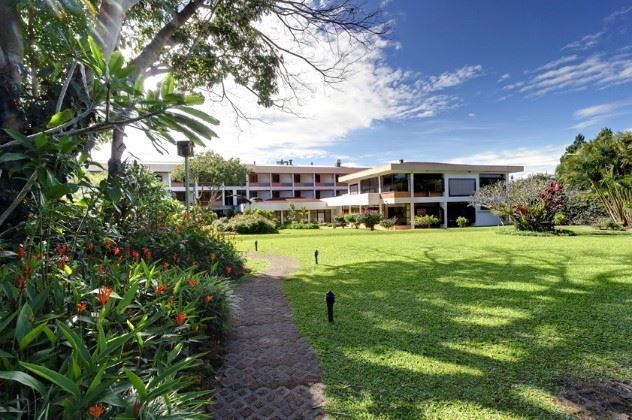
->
[[294, 182, 314, 187], [414, 191, 444, 197], [271, 182, 292, 187], [315, 182, 335, 187], [248, 182, 271, 187]]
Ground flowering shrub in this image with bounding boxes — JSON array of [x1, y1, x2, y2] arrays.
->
[[0, 248, 235, 418], [358, 211, 382, 231], [415, 214, 439, 228]]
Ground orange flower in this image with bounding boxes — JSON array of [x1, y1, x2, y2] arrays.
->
[[96, 264, 106, 276], [55, 243, 66, 256], [125, 245, 131, 258], [112, 247, 120, 256], [97, 287, 112, 306], [77, 302, 88, 314], [156, 285, 168, 296], [188, 278, 198, 288], [87, 242, 95, 251], [103, 239, 113, 250], [16, 275, 25, 290], [163, 262, 170, 270], [167, 295, 175, 305], [171, 254, 178, 263], [22, 266, 33, 278], [16, 245, 25, 258], [175, 312, 186, 326], [142, 247, 152, 260], [132, 250, 140, 261], [133, 400, 140, 417], [88, 403, 105, 418], [59, 259, 66, 271], [210, 253, 217, 262], [225, 266, 233, 275], [205, 294, 213, 304]]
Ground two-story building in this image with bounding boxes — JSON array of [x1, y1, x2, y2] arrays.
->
[[322, 161, 523, 227]]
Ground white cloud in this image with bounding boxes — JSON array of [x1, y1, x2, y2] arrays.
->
[[93, 15, 482, 165], [497, 73, 510, 83], [562, 32, 604, 51], [448, 145, 565, 177], [505, 54, 632, 96], [467, 113, 476, 118], [570, 99, 632, 129]]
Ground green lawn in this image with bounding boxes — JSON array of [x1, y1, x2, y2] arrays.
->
[[235, 227, 632, 419]]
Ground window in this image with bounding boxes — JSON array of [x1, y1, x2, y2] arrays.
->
[[360, 177, 379, 193], [479, 174, 505, 188], [294, 174, 300, 183], [414, 174, 443, 193], [272, 174, 280, 183], [272, 191, 280, 199], [224, 190, 234, 206], [249, 173, 258, 183], [448, 178, 476, 197], [315, 174, 321, 183], [381, 173, 409, 192], [349, 184, 359, 195], [236, 190, 247, 204]]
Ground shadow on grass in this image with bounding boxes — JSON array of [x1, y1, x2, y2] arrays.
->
[[285, 248, 632, 418]]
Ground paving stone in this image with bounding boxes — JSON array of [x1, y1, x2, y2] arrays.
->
[[211, 254, 327, 419]]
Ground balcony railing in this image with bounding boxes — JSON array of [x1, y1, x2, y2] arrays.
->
[[248, 182, 271, 187], [294, 182, 314, 187], [315, 182, 335, 187], [271, 182, 293, 187]]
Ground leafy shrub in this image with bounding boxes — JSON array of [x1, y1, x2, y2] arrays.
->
[[243, 208, 276, 221], [344, 213, 361, 228], [553, 212, 567, 226], [212, 213, 278, 234], [333, 214, 347, 228], [456, 216, 469, 228], [283, 221, 320, 229], [380, 217, 396, 229], [358, 211, 382, 231], [563, 190, 608, 225], [595, 217, 623, 230], [415, 214, 439, 228]]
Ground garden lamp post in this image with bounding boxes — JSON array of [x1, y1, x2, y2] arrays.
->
[[325, 290, 335, 323], [176, 141, 195, 211]]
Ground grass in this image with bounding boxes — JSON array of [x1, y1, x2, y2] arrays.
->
[[236, 226, 632, 419]]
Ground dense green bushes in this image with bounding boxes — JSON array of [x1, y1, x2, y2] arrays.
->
[[212, 213, 278, 234], [0, 165, 243, 417], [282, 221, 320, 229], [415, 214, 439, 228]]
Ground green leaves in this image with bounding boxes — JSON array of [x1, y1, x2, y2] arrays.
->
[[56, 321, 91, 366], [20, 362, 80, 398], [46, 109, 75, 129], [0, 153, 28, 163], [15, 303, 34, 345], [0, 371, 47, 396]]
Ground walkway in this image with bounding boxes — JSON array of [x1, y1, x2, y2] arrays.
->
[[211, 253, 327, 419]]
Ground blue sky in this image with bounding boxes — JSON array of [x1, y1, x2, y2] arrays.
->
[[330, 0, 632, 173], [103, 1, 632, 175]]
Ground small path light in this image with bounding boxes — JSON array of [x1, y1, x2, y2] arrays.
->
[[314, 249, 319, 265], [255, 240, 258, 252], [326, 290, 335, 323]]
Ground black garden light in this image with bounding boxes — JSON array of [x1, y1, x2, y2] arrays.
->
[[314, 249, 319, 265], [255, 240, 258, 252], [176, 140, 195, 211], [325, 290, 335, 323]]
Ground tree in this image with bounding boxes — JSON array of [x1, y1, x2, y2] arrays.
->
[[171, 151, 247, 206], [556, 128, 632, 226], [88, 0, 385, 176], [470, 176, 566, 231], [358, 211, 381, 231]]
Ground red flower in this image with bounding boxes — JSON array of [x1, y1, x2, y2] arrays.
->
[[171, 254, 178, 263], [517, 206, 526, 215], [142, 247, 152, 260], [156, 285, 167, 296], [98, 287, 112, 306], [55, 243, 66, 256], [163, 262, 170, 270], [112, 247, 120, 256], [22, 266, 33, 278], [167, 295, 175, 305], [175, 312, 186, 326], [132, 250, 140, 261], [133, 400, 140, 417], [96, 264, 106, 276], [205, 294, 213, 304], [59, 259, 66, 271], [16, 245, 26, 258], [103, 239, 113, 250], [125, 245, 131, 258], [77, 302, 88, 314], [188, 278, 198, 288], [225, 266, 233, 275], [88, 403, 105, 419], [16, 275, 25, 290], [87, 242, 95, 251]]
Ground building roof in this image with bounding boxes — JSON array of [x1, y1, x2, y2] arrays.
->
[[339, 162, 524, 183], [246, 164, 365, 174]]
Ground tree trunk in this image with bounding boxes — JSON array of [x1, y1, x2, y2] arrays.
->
[[107, 0, 207, 177], [0, 0, 24, 131]]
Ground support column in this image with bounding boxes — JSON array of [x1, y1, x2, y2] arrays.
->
[[410, 202, 415, 228], [409, 173, 415, 228], [280, 211, 284, 225], [443, 203, 448, 228]]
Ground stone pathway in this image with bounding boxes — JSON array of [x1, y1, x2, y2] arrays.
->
[[211, 253, 327, 419]]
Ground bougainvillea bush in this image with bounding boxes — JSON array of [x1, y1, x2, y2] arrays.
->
[[471, 176, 567, 232]]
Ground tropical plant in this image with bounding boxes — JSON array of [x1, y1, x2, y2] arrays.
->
[[359, 211, 382, 231], [456, 216, 469, 228], [415, 214, 439, 228], [556, 128, 632, 226], [344, 213, 361, 228], [333, 214, 347, 228], [380, 218, 396, 230], [212, 213, 278, 234]]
